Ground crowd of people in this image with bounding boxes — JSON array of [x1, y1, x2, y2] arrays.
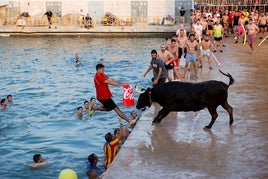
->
[[188, 7, 267, 54], [143, 7, 267, 87]]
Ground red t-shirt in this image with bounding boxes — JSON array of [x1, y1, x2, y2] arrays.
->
[[94, 73, 112, 100], [229, 13, 235, 24]]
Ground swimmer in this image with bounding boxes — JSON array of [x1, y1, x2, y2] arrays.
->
[[75, 53, 80, 66], [84, 100, 90, 111], [99, 58, 104, 65], [1, 98, 7, 109], [7, 95, 13, 102], [75, 60, 80, 66], [86, 153, 104, 178], [76, 106, 83, 118], [30, 154, 48, 168], [88, 98, 96, 117], [125, 60, 131, 65]]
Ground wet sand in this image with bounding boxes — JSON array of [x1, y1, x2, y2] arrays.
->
[[103, 37, 268, 178]]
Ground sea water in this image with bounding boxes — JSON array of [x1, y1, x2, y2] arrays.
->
[[0, 36, 164, 178]]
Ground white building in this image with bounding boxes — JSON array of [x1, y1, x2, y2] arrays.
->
[[0, 0, 193, 26]]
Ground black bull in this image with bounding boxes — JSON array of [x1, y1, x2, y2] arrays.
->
[[136, 70, 234, 129]]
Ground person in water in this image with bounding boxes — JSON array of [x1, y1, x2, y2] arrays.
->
[[75, 53, 80, 66], [30, 154, 48, 168]]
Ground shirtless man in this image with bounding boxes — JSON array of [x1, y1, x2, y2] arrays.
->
[[176, 24, 187, 37], [246, 18, 259, 54], [30, 154, 48, 168], [183, 34, 199, 79], [177, 29, 188, 67], [258, 13, 267, 39], [190, 11, 196, 26], [222, 12, 229, 37], [168, 39, 181, 80], [158, 45, 174, 81], [199, 34, 213, 69], [235, 14, 246, 43]]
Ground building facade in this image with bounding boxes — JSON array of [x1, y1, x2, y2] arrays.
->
[[1, 0, 266, 26], [0, 0, 194, 26]]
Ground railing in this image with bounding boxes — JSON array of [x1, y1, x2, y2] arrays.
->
[[0, 15, 181, 27]]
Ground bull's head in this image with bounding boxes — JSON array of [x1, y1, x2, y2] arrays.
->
[[135, 85, 152, 109]]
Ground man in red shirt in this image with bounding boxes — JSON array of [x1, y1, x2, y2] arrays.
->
[[228, 10, 235, 34], [94, 63, 132, 123]]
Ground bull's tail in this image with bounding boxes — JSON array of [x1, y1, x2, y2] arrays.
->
[[219, 70, 235, 87]]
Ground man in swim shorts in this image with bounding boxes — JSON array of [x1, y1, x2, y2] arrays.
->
[[183, 34, 199, 78], [235, 14, 246, 43], [199, 35, 213, 69], [94, 64, 133, 124], [246, 19, 259, 54], [157, 44, 174, 82], [167, 39, 181, 80]]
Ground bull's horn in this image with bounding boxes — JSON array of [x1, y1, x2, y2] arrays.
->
[[135, 85, 145, 94]]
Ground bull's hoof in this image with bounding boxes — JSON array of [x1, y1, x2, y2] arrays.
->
[[205, 125, 211, 129], [229, 120, 234, 125], [152, 121, 159, 125]]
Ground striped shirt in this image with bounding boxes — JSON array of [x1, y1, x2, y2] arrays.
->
[[103, 138, 119, 169]]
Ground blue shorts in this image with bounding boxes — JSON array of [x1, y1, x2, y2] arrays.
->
[[185, 53, 197, 63], [201, 49, 210, 56]]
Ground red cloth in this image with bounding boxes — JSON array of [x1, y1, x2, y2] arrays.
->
[[94, 73, 112, 100]]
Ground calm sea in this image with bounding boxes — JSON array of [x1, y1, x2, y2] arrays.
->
[[0, 36, 164, 178]]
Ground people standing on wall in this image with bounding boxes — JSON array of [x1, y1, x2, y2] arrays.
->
[[179, 7, 186, 24], [79, 9, 85, 28], [44, 9, 53, 29]]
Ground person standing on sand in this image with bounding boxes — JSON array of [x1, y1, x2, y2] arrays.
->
[[93, 64, 133, 124]]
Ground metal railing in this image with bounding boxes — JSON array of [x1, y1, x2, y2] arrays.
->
[[0, 15, 182, 27]]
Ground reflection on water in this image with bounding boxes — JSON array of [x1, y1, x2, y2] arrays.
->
[[0, 36, 163, 178]]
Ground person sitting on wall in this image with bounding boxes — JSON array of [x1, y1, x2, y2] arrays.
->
[[85, 13, 93, 28]]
